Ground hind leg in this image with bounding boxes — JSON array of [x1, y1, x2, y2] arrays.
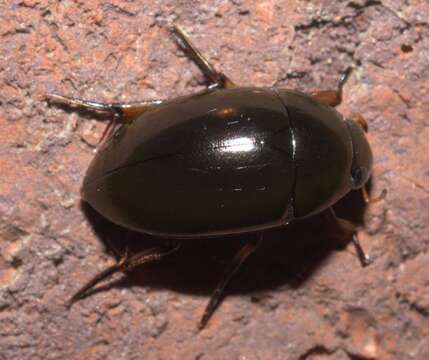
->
[[68, 242, 180, 306], [47, 94, 163, 122], [47, 94, 163, 142]]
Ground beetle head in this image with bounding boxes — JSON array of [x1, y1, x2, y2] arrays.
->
[[345, 118, 373, 189]]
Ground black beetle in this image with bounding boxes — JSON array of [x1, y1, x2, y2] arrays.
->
[[48, 25, 386, 329]]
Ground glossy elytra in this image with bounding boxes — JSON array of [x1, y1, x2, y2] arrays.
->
[[48, 25, 386, 329]]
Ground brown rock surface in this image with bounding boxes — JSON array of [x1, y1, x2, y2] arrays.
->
[[1, 1, 428, 359]]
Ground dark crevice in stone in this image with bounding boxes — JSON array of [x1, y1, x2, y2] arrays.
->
[[298, 345, 336, 360]]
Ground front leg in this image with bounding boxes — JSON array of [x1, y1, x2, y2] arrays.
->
[[324, 207, 371, 267], [310, 67, 353, 107]]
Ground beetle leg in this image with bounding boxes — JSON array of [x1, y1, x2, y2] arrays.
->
[[362, 185, 387, 205], [47, 94, 162, 120], [67, 242, 180, 306], [170, 24, 236, 89], [47, 94, 163, 142], [311, 90, 342, 107], [121, 242, 180, 271], [199, 233, 263, 330], [325, 208, 372, 267], [349, 113, 369, 132], [310, 67, 353, 107]]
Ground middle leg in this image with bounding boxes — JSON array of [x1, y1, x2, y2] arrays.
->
[[199, 233, 263, 329], [170, 25, 236, 90]]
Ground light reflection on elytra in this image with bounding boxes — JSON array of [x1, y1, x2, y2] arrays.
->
[[219, 136, 262, 153]]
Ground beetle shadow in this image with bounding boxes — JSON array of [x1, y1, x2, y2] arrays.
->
[[78, 187, 369, 301]]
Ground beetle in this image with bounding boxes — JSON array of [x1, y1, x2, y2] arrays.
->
[[48, 25, 386, 329]]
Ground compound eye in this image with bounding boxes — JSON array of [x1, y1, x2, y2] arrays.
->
[[351, 166, 369, 189]]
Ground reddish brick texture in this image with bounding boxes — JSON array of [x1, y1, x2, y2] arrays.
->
[[1, 1, 428, 359]]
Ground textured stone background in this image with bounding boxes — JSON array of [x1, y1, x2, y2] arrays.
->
[[1, 0, 428, 359]]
